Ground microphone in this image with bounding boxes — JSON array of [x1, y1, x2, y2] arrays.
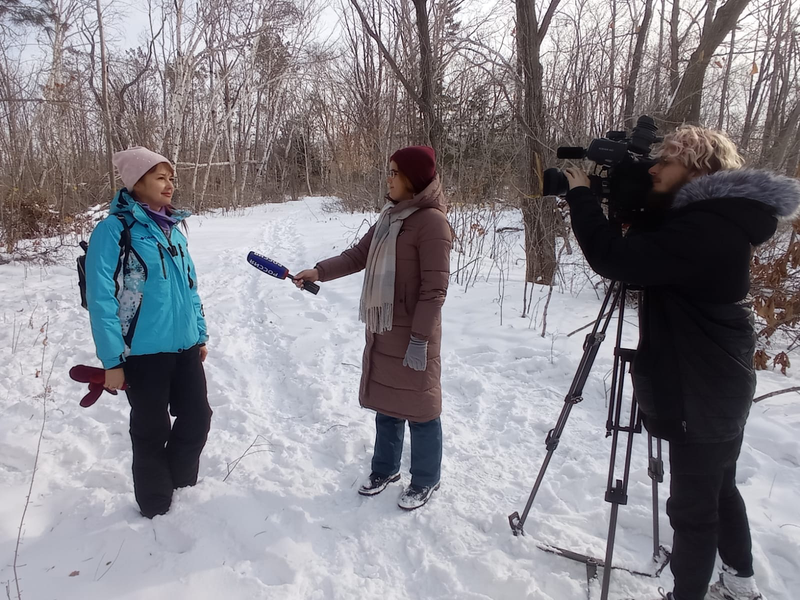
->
[[247, 252, 320, 295], [556, 146, 587, 159]]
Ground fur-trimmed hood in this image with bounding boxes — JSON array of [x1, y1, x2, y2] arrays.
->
[[673, 169, 800, 219], [671, 169, 800, 246]]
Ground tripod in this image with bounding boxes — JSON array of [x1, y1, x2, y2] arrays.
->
[[508, 281, 670, 600]]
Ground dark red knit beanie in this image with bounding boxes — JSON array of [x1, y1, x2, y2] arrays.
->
[[390, 146, 436, 193]]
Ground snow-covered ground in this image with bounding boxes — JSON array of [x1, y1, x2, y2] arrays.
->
[[1, 198, 798, 600]]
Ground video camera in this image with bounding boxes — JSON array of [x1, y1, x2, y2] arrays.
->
[[543, 115, 660, 223]]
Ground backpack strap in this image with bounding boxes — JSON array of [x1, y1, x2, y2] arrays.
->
[[115, 214, 133, 275], [78, 215, 133, 310]]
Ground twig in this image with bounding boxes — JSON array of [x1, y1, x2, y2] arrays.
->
[[27, 306, 38, 329], [522, 279, 530, 318], [449, 256, 481, 279], [753, 386, 800, 403], [541, 284, 555, 338], [96, 540, 125, 581], [567, 312, 611, 337], [498, 263, 505, 326], [93, 552, 106, 581], [223, 435, 274, 482], [11, 312, 24, 355], [12, 318, 54, 600], [540, 244, 567, 336]]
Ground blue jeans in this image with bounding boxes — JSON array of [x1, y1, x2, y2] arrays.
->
[[371, 413, 442, 488]]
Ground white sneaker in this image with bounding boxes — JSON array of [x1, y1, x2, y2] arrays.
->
[[706, 565, 765, 600], [397, 482, 440, 510]]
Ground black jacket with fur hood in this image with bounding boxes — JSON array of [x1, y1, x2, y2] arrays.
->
[[566, 169, 800, 443]]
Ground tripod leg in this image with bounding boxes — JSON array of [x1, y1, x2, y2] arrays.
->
[[599, 376, 638, 599], [509, 283, 623, 535], [599, 284, 640, 600], [648, 433, 665, 561]]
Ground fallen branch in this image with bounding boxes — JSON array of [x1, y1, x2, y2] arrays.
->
[[753, 386, 800, 403], [223, 435, 274, 482], [96, 540, 125, 581], [567, 312, 610, 337], [449, 256, 482, 279]]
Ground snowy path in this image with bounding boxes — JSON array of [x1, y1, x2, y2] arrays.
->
[[1, 198, 799, 600]]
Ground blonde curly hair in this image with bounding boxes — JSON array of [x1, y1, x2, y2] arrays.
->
[[655, 125, 745, 174]]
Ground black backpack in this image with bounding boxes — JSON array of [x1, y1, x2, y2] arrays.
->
[[78, 214, 133, 310]]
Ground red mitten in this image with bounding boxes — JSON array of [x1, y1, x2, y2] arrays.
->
[[69, 365, 106, 384], [69, 365, 127, 408]]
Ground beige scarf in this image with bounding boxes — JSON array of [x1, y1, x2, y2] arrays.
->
[[359, 202, 419, 333]]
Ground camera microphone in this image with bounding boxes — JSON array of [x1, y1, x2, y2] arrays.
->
[[247, 251, 320, 295], [556, 147, 587, 159]]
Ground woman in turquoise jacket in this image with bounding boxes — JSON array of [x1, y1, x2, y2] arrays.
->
[[86, 146, 212, 518]]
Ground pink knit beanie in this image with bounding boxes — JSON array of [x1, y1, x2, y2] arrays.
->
[[112, 146, 173, 190]]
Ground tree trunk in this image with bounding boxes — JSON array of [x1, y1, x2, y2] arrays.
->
[[760, 2, 788, 165], [669, 0, 680, 96], [608, 0, 617, 129], [740, 37, 775, 151], [762, 101, 800, 170], [411, 0, 439, 151], [665, 0, 751, 125], [623, 0, 653, 127], [348, 0, 443, 156], [516, 0, 561, 286], [717, 24, 735, 130], [95, 0, 115, 191]]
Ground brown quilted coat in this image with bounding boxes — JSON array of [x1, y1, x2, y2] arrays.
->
[[315, 176, 452, 422]]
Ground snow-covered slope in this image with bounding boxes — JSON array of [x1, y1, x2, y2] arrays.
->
[[1, 198, 797, 600]]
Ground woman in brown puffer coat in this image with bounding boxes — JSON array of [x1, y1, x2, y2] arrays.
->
[[294, 146, 452, 510]]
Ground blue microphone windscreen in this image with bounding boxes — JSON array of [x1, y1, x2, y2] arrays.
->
[[247, 252, 289, 279]]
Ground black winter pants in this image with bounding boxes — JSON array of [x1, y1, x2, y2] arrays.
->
[[668, 432, 754, 600], [122, 345, 212, 518]]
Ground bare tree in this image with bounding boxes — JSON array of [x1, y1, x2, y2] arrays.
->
[[347, 0, 444, 153], [623, 0, 654, 126], [665, 0, 752, 124], [516, 0, 561, 285]]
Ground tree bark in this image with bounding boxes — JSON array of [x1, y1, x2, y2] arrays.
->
[[740, 32, 775, 151], [411, 0, 439, 151], [717, 24, 735, 129], [516, 0, 561, 286], [623, 0, 653, 127], [665, 0, 751, 125], [762, 101, 800, 170], [348, 0, 443, 155], [95, 0, 115, 192], [669, 0, 681, 96]]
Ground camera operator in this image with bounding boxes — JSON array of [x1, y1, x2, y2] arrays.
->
[[563, 125, 800, 600]]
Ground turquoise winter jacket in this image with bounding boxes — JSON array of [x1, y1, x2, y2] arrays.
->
[[86, 190, 208, 369]]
